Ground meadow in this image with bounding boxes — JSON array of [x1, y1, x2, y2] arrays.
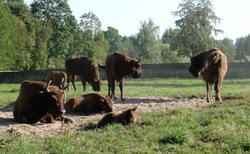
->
[[0, 78, 249, 153]]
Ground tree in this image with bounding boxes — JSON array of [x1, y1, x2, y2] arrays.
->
[[104, 26, 122, 53], [0, 2, 31, 70], [218, 38, 235, 62], [31, 0, 75, 69], [172, 0, 222, 56], [79, 11, 101, 40], [161, 28, 180, 45], [137, 18, 161, 64]]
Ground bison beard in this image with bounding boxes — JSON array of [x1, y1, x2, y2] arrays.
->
[[189, 48, 228, 102], [13, 80, 72, 124], [101, 52, 142, 101], [65, 56, 102, 92]]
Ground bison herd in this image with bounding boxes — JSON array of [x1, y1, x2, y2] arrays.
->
[[13, 48, 227, 128]]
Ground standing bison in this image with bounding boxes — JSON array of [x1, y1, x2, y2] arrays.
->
[[99, 52, 142, 101], [64, 93, 113, 115], [13, 80, 72, 124], [45, 71, 67, 89], [97, 106, 141, 128], [45, 71, 68, 103], [65, 56, 102, 92], [189, 48, 227, 102]]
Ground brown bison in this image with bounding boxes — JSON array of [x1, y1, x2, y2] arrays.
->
[[97, 106, 141, 128], [45, 71, 67, 89], [189, 48, 228, 102], [64, 93, 113, 115], [13, 80, 72, 124], [45, 71, 67, 103], [99, 52, 142, 101], [65, 56, 102, 92]]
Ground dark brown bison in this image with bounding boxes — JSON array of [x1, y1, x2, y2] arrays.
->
[[97, 106, 141, 128], [65, 56, 102, 92], [189, 48, 228, 102], [45, 71, 68, 103], [13, 80, 72, 124], [99, 52, 142, 101], [64, 93, 113, 115]]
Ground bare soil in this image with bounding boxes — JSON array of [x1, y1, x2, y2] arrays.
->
[[0, 96, 209, 137]]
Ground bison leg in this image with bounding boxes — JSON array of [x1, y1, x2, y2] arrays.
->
[[66, 73, 71, 91], [110, 78, 116, 100], [40, 113, 55, 123], [81, 79, 86, 91], [206, 82, 212, 102], [214, 81, 222, 101], [71, 74, 77, 91], [119, 78, 125, 101]]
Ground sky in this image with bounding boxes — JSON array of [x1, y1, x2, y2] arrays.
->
[[23, 0, 250, 42]]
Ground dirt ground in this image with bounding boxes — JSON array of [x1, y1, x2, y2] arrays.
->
[[0, 96, 209, 137]]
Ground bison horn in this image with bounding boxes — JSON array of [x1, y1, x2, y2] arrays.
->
[[189, 54, 192, 58], [60, 82, 69, 91], [45, 80, 52, 93]]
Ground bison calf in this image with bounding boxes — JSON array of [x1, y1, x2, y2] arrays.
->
[[97, 106, 141, 128], [13, 80, 72, 124], [64, 93, 113, 115]]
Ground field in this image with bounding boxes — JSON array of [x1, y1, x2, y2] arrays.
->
[[0, 78, 249, 153]]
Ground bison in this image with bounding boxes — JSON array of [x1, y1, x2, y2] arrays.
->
[[189, 48, 228, 102], [64, 93, 113, 115], [97, 106, 141, 128], [45, 71, 67, 89], [99, 52, 142, 101], [45, 71, 68, 103], [65, 56, 102, 92], [13, 80, 72, 124]]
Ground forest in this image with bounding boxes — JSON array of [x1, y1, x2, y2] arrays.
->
[[0, 0, 250, 71]]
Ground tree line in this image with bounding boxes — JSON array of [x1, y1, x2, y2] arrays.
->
[[0, 0, 249, 71]]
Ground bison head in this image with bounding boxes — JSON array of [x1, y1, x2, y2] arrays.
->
[[91, 79, 103, 92], [130, 58, 142, 79], [42, 81, 66, 118], [189, 54, 207, 78], [99, 96, 113, 113]]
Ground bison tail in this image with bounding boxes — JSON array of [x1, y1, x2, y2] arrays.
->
[[98, 64, 105, 70]]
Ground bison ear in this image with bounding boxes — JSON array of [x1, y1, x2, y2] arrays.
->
[[132, 106, 138, 111]]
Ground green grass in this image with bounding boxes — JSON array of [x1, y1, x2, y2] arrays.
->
[[0, 78, 250, 153]]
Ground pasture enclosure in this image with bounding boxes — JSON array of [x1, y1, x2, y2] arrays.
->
[[0, 63, 250, 83], [0, 78, 249, 153]]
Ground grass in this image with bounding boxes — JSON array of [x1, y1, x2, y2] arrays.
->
[[0, 78, 249, 153]]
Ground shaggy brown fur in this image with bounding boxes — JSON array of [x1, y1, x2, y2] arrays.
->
[[100, 52, 142, 101], [97, 106, 141, 128], [65, 56, 102, 92], [64, 93, 113, 115], [189, 48, 228, 102], [13, 80, 72, 124], [45, 71, 68, 103]]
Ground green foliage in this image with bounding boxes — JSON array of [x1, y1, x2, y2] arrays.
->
[[104, 26, 122, 53], [218, 38, 235, 62], [171, 0, 222, 56], [235, 34, 250, 61], [137, 18, 162, 63]]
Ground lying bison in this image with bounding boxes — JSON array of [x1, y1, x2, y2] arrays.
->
[[65, 56, 102, 92], [13, 80, 72, 124], [64, 93, 113, 115], [97, 106, 141, 128], [45, 71, 68, 103], [99, 52, 142, 101], [189, 48, 228, 102]]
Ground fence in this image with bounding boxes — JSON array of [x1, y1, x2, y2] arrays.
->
[[0, 63, 249, 83]]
